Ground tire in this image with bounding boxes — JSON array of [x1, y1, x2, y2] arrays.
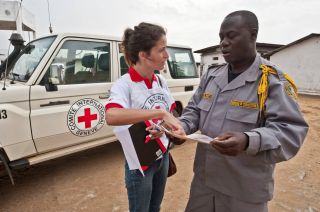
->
[[0, 161, 6, 177]]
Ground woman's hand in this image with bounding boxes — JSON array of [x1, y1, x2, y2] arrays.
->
[[162, 111, 186, 136], [163, 118, 186, 145], [145, 125, 164, 140]]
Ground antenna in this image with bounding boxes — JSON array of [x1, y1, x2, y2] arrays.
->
[[2, 43, 11, 90], [46, 0, 53, 33]]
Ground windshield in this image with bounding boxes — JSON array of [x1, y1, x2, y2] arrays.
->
[[6, 36, 56, 82], [167, 47, 198, 79]]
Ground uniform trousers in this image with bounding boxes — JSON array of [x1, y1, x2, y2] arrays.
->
[[185, 175, 268, 212]]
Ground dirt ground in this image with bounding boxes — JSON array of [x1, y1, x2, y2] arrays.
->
[[0, 95, 319, 212]]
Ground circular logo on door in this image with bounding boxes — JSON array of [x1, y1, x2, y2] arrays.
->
[[67, 98, 105, 137]]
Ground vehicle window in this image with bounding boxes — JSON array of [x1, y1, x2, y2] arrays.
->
[[41, 40, 111, 85], [118, 43, 129, 76], [118, 56, 159, 76], [120, 56, 128, 76], [7, 36, 56, 82], [167, 47, 198, 79]]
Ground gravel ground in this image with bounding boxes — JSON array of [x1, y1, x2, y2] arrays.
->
[[0, 95, 319, 212]]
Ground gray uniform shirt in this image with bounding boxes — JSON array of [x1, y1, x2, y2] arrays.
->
[[180, 55, 309, 203]]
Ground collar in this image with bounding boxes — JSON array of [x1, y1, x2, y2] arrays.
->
[[209, 53, 261, 81], [213, 54, 262, 92], [128, 67, 157, 89]]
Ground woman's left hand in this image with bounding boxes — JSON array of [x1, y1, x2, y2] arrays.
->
[[146, 125, 164, 139]]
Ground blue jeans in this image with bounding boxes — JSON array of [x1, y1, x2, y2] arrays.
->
[[125, 152, 169, 212]]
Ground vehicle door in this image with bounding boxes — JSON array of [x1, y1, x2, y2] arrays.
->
[[29, 38, 116, 153]]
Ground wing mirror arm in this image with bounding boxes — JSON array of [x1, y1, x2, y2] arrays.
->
[[45, 77, 59, 92]]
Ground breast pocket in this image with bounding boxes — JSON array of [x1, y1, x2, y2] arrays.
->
[[197, 99, 212, 112], [225, 108, 259, 132], [197, 81, 216, 112], [197, 99, 213, 128]]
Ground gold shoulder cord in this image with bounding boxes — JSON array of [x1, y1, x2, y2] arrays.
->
[[257, 64, 298, 122]]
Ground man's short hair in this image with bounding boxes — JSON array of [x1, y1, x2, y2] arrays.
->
[[226, 10, 259, 33]]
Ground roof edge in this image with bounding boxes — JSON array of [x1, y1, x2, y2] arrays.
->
[[194, 42, 283, 54], [266, 33, 320, 57]]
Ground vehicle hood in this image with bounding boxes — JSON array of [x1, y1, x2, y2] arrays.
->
[[0, 80, 30, 103]]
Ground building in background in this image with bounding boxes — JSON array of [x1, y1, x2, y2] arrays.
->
[[0, 0, 36, 36], [195, 42, 283, 76], [267, 33, 320, 95], [0, 0, 36, 62]]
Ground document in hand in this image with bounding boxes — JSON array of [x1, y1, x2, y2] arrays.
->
[[186, 133, 216, 144], [160, 125, 216, 144]]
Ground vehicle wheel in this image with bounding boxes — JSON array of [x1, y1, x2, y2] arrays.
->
[[0, 151, 15, 184], [0, 161, 6, 177]]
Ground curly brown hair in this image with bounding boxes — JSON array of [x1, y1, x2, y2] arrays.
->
[[122, 22, 166, 66]]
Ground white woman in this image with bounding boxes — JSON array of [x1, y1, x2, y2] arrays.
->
[[105, 22, 185, 212]]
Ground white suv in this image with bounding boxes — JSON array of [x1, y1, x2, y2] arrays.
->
[[0, 33, 200, 183]]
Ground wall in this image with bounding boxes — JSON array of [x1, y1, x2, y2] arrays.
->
[[199, 48, 266, 76], [270, 37, 320, 94], [200, 52, 225, 75]]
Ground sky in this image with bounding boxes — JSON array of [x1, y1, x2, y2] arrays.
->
[[1, 0, 320, 61]]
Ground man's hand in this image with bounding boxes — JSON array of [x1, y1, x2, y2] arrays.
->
[[210, 132, 248, 156]]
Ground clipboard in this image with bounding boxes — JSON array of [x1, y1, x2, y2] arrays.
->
[[128, 122, 164, 167]]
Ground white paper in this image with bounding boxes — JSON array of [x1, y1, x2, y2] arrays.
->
[[156, 124, 216, 144], [113, 125, 145, 175], [186, 133, 215, 144]]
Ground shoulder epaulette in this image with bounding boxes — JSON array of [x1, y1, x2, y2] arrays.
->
[[258, 64, 298, 120]]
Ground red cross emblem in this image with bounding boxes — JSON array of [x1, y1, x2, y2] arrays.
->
[[78, 108, 97, 129]]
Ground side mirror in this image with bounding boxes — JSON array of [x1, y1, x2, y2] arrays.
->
[[45, 77, 59, 92], [49, 77, 60, 85]]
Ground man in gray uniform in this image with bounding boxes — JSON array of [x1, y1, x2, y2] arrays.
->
[[180, 10, 309, 211]]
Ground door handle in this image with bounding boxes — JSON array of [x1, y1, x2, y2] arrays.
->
[[99, 94, 110, 99], [40, 100, 70, 107], [185, 85, 194, 92], [99, 91, 111, 99]]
